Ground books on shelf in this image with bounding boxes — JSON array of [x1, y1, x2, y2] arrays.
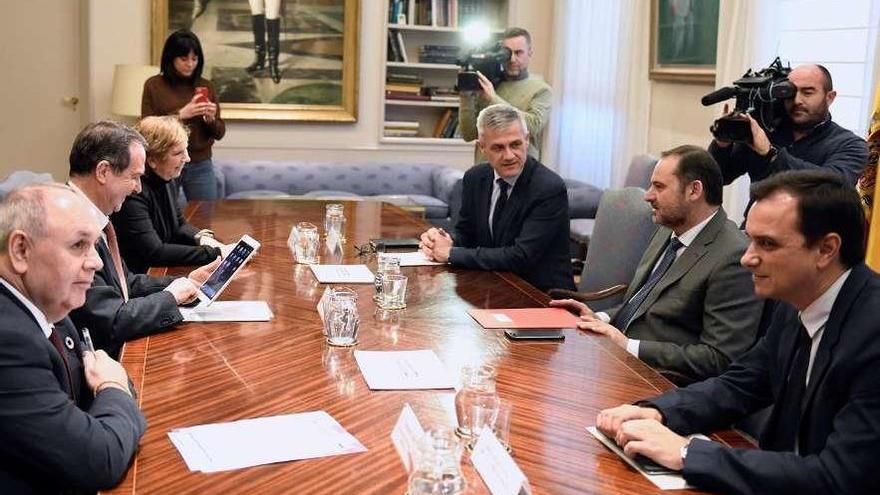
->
[[385, 82, 422, 94], [384, 120, 420, 138], [387, 72, 423, 84], [419, 45, 459, 64], [387, 30, 408, 62], [386, 91, 431, 101], [393, 0, 462, 27]]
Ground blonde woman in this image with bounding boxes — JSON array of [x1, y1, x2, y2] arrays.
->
[[111, 116, 230, 274]]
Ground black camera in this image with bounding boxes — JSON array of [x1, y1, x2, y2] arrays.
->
[[702, 57, 796, 142], [457, 42, 512, 91]]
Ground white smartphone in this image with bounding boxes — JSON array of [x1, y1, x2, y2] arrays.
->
[[196, 234, 260, 305]]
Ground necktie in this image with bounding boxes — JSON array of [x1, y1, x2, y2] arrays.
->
[[492, 178, 510, 240], [104, 223, 129, 301], [767, 322, 812, 451], [48, 326, 76, 401], [612, 237, 684, 330]]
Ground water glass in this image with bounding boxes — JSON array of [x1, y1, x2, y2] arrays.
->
[[380, 274, 408, 310], [324, 203, 346, 241], [293, 222, 319, 264], [374, 254, 401, 302], [325, 288, 359, 347], [454, 364, 499, 438], [407, 428, 467, 495], [493, 399, 513, 452]]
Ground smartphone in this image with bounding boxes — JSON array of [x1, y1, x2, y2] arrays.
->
[[504, 329, 565, 341], [194, 87, 210, 103], [196, 234, 260, 305]]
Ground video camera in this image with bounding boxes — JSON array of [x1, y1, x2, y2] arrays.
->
[[702, 57, 796, 142], [457, 41, 512, 92]]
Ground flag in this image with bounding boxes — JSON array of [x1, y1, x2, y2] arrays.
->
[[859, 84, 880, 272]]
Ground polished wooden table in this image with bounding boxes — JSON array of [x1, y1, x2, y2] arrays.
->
[[109, 199, 749, 495]]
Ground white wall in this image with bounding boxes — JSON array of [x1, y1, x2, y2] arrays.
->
[[647, 80, 716, 155]]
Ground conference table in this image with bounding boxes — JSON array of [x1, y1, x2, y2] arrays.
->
[[108, 199, 751, 495]]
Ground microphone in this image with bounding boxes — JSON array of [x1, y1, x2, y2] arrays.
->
[[701, 86, 739, 106]]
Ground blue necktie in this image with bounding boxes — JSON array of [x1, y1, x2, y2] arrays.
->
[[612, 237, 684, 330]]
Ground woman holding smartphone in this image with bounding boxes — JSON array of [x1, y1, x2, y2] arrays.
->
[[112, 116, 231, 274], [142, 29, 225, 200]]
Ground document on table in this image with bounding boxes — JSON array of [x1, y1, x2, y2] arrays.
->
[[310, 264, 375, 283], [180, 301, 274, 322], [353, 350, 455, 390], [587, 426, 698, 490], [468, 308, 580, 329], [386, 251, 444, 267], [168, 411, 366, 473], [471, 426, 530, 495]]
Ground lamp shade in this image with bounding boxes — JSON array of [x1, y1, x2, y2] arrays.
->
[[111, 64, 160, 117]]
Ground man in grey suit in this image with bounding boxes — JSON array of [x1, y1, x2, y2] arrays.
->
[[552, 145, 761, 383], [0, 183, 146, 493], [67, 121, 219, 358]]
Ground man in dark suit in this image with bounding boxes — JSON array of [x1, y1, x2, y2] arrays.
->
[[66, 121, 219, 358], [0, 183, 146, 493], [596, 170, 880, 494], [552, 146, 761, 383], [419, 103, 574, 292]]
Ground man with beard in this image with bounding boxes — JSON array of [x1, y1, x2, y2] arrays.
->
[[709, 64, 867, 191], [552, 145, 761, 384]]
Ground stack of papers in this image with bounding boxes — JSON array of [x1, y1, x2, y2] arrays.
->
[[310, 264, 375, 283], [180, 301, 274, 322], [386, 251, 444, 267], [354, 350, 455, 390], [168, 411, 366, 472]]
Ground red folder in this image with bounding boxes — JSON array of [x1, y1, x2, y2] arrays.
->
[[467, 308, 580, 329]]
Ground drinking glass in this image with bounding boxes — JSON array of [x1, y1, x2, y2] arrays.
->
[[379, 274, 408, 310], [407, 428, 467, 495], [374, 254, 401, 302], [292, 222, 319, 264], [325, 288, 359, 346], [454, 364, 499, 438], [324, 203, 346, 241]]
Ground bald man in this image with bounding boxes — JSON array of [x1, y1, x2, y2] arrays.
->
[[0, 183, 145, 493], [709, 64, 867, 194]]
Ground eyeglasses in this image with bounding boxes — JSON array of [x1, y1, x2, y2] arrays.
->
[[354, 242, 377, 257]]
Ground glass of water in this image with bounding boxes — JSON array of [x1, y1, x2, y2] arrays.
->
[[374, 254, 401, 303], [325, 287, 359, 347], [324, 203, 346, 242], [293, 222, 319, 264], [379, 274, 408, 310]]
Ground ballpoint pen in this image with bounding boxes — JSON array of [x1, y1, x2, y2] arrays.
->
[[81, 327, 96, 354]]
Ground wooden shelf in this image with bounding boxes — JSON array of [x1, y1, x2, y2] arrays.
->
[[381, 136, 471, 146], [386, 99, 459, 108], [387, 61, 459, 71]]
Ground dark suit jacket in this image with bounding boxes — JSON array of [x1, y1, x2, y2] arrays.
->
[[0, 286, 146, 494], [69, 237, 182, 359], [648, 264, 880, 494], [612, 209, 761, 382], [450, 157, 575, 292], [111, 170, 220, 274]]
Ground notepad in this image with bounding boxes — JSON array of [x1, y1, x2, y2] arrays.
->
[[180, 301, 274, 322], [309, 264, 375, 283], [168, 411, 366, 473], [468, 308, 579, 329], [354, 350, 455, 390], [386, 251, 444, 266]]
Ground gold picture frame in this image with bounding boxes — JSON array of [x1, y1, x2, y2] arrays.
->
[[649, 0, 718, 84], [151, 0, 359, 122]]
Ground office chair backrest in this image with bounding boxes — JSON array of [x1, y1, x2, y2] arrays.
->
[[578, 187, 657, 312]]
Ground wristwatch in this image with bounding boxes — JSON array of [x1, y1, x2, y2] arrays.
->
[[764, 145, 779, 163]]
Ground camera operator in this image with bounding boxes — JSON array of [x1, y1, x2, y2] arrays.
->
[[459, 27, 552, 163], [709, 64, 867, 189]]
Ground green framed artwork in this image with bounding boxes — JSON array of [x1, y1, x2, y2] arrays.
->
[[152, 0, 359, 121], [650, 0, 719, 83]]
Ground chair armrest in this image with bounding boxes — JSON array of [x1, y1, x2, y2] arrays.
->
[[547, 285, 628, 303]]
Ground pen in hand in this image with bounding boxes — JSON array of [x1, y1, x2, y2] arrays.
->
[[81, 327, 96, 355]]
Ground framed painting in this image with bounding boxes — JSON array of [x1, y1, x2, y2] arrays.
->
[[151, 0, 359, 121], [650, 0, 719, 83]]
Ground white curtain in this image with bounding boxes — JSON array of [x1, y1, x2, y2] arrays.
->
[[715, 0, 781, 225], [544, 0, 650, 188]]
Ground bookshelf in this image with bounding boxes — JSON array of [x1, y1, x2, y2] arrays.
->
[[382, 0, 509, 143]]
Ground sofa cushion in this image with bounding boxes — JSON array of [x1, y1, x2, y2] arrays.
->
[[226, 190, 291, 199], [302, 190, 362, 199]]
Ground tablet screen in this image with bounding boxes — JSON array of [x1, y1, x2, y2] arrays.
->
[[200, 241, 255, 300]]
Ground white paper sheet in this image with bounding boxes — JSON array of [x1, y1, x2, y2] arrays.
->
[[471, 427, 528, 495], [586, 426, 693, 490], [168, 411, 366, 473], [390, 403, 425, 472], [310, 264, 375, 283], [180, 301, 274, 322], [353, 350, 455, 390], [386, 251, 444, 267]]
